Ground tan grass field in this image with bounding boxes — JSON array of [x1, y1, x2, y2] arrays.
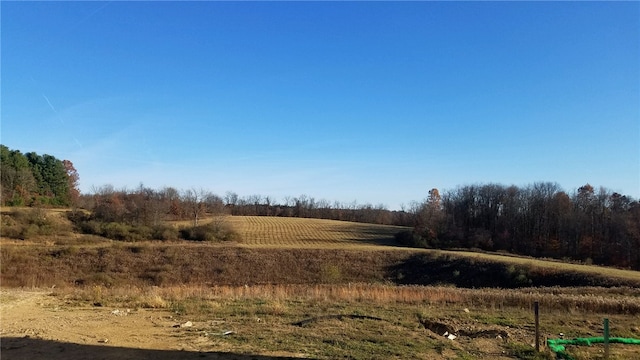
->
[[2, 210, 640, 359], [224, 216, 640, 283], [178, 215, 409, 248]]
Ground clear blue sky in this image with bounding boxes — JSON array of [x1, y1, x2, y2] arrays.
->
[[2, 1, 639, 209]]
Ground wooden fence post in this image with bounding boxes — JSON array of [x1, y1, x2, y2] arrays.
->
[[604, 318, 610, 359], [535, 301, 540, 352]]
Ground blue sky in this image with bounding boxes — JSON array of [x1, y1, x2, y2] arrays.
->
[[2, 1, 639, 209]]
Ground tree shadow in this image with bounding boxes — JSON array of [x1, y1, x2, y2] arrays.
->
[[385, 253, 639, 288], [322, 227, 403, 247], [0, 337, 310, 360]]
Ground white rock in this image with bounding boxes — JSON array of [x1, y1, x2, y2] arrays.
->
[[181, 321, 193, 328]]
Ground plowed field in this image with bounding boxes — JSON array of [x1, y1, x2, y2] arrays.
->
[[227, 216, 408, 247]]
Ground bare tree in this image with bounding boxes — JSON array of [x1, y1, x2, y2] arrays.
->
[[182, 188, 209, 226], [224, 191, 239, 206]]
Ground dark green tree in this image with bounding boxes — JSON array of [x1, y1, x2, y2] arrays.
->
[[1, 145, 77, 206]]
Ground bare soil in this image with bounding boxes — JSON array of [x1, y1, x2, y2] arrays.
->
[[2, 288, 640, 359], [0, 289, 299, 360], [0, 289, 525, 360]]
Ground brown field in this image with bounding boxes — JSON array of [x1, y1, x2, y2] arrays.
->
[[1, 211, 640, 359], [227, 216, 407, 247]]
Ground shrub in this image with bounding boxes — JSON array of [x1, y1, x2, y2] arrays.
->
[[505, 265, 533, 287], [21, 224, 40, 239], [78, 220, 101, 235], [0, 208, 72, 239], [66, 209, 91, 224], [101, 222, 131, 241], [179, 220, 240, 242], [68, 209, 237, 242], [1, 214, 23, 238], [395, 230, 428, 248], [151, 224, 178, 241], [180, 224, 214, 241], [321, 264, 342, 283], [130, 225, 153, 241]]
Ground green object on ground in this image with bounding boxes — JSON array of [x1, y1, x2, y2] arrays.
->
[[547, 337, 640, 360]]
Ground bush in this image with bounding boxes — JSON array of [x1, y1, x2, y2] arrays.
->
[[99, 222, 155, 241], [68, 209, 237, 242], [71, 215, 164, 241], [0, 208, 72, 239], [395, 230, 428, 248], [1, 214, 22, 238], [180, 225, 214, 241], [79, 220, 102, 235], [179, 220, 240, 242], [151, 224, 178, 241], [130, 225, 153, 241], [101, 222, 131, 241], [505, 265, 533, 287], [66, 209, 91, 224], [321, 264, 342, 283]]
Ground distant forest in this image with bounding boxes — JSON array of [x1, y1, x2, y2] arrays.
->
[[1, 145, 638, 269], [1, 145, 79, 206]]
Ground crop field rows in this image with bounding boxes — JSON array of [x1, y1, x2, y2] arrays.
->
[[226, 216, 408, 247]]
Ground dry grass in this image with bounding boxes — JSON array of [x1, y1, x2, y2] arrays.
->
[[2, 242, 639, 291], [226, 216, 408, 247], [210, 216, 640, 284], [61, 283, 640, 315], [50, 284, 640, 359], [444, 250, 640, 283]]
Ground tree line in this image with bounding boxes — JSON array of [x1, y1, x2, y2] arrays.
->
[[76, 182, 639, 270], [2, 145, 637, 269], [1, 145, 79, 206], [221, 192, 413, 225], [73, 186, 413, 227], [408, 183, 639, 270]]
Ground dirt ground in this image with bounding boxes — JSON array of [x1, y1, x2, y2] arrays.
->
[[0, 289, 302, 360], [2, 288, 639, 360], [0, 289, 524, 360]]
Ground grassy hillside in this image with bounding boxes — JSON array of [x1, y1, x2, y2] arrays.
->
[[2, 210, 639, 288], [225, 215, 640, 284], [228, 215, 408, 247]]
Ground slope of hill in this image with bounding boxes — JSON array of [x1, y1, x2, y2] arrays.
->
[[227, 215, 408, 247], [2, 211, 639, 288]]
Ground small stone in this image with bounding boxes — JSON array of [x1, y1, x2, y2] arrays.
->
[[98, 338, 109, 343], [180, 321, 193, 328], [463, 308, 470, 313]]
